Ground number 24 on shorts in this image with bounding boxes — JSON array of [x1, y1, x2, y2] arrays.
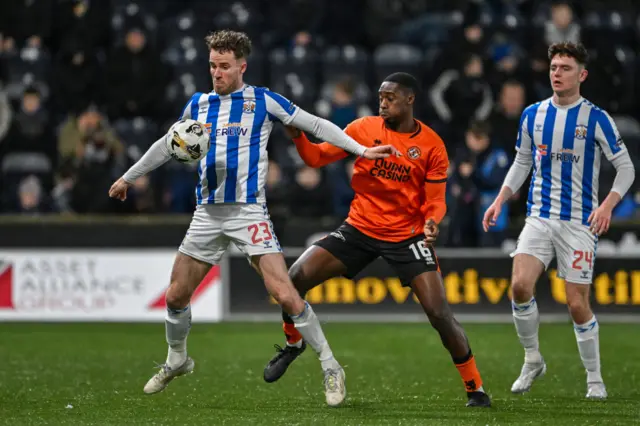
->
[[409, 241, 435, 264], [248, 222, 273, 244], [572, 250, 593, 270]]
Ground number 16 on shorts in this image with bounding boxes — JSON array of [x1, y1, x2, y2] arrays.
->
[[409, 241, 436, 265]]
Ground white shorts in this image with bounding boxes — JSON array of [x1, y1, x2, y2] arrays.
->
[[510, 217, 598, 284], [178, 203, 282, 265]]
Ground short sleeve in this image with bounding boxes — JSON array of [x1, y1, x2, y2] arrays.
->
[[515, 110, 532, 155], [595, 110, 626, 161], [179, 92, 202, 120], [264, 90, 299, 125], [425, 142, 449, 183]]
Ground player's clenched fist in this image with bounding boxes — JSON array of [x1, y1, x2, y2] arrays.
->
[[423, 218, 439, 243], [482, 201, 502, 232], [362, 145, 402, 160], [108, 177, 132, 201]]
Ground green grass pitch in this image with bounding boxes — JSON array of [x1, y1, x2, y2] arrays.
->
[[0, 322, 638, 425]]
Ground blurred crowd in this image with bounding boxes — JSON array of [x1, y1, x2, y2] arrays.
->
[[1, 0, 639, 246]]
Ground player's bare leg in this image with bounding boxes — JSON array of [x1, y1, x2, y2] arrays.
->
[[565, 282, 606, 399], [144, 253, 211, 394], [264, 246, 348, 384], [510, 253, 547, 394], [411, 271, 491, 407], [253, 252, 346, 407]]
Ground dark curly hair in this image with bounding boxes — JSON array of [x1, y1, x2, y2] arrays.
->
[[205, 30, 252, 59], [548, 42, 589, 67]]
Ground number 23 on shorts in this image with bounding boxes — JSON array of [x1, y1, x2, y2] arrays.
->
[[247, 222, 273, 244], [572, 250, 593, 270]]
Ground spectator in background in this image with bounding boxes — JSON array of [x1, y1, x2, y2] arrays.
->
[[429, 53, 493, 143], [328, 79, 359, 130], [52, 41, 102, 116], [489, 80, 526, 150], [0, 84, 12, 144], [264, 160, 289, 217], [545, 1, 580, 45], [529, 46, 553, 101], [431, 18, 488, 77], [70, 121, 125, 213], [58, 107, 120, 164], [288, 166, 332, 218], [0, 0, 52, 50], [105, 26, 170, 120], [50, 0, 111, 54], [326, 158, 355, 219], [446, 121, 509, 247], [1, 85, 55, 164], [17, 175, 49, 214]]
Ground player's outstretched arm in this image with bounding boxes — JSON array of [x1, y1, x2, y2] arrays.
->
[[284, 126, 349, 168], [289, 108, 400, 160], [108, 134, 171, 201]]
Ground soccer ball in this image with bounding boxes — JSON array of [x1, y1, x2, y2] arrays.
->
[[166, 119, 210, 163]]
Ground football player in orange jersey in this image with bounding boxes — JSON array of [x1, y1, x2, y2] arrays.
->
[[263, 73, 491, 407]]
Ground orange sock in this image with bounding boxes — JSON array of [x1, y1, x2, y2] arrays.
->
[[283, 322, 302, 345], [455, 354, 483, 393]]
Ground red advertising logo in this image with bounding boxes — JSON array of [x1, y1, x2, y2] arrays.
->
[[147, 266, 220, 309]]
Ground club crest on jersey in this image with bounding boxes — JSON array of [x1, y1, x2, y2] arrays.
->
[[407, 146, 421, 159], [574, 125, 587, 140], [243, 100, 256, 114], [537, 144, 548, 156]]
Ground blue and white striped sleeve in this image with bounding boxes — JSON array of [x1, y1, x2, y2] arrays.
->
[[179, 92, 201, 120], [515, 110, 532, 155], [264, 90, 299, 125], [595, 110, 626, 161]]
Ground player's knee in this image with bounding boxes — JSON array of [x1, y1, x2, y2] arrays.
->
[[566, 290, 590, 316], [165, 280, 191, 310], [269, 283, 303, 314], [424, 303, 452, 326], [288, 262, 309, 297], [510, 275, 535, 303]]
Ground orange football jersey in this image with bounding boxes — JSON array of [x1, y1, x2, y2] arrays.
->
[[341, 117, 448, 241]]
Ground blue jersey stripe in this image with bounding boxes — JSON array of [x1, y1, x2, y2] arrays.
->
[[581, 109, 598, 225], [222, 92, 245, 203], [526, 104, 540, 217], [539, 104, 557, 218], [596, 111, 621, 155], [559, 106, 579, 220], [205, 95, 221, 203], [187, 93, 203, 202], [246, 89, 267, 203]]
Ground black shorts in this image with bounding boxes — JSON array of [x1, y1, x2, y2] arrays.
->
[[314, 222, 439, 286]]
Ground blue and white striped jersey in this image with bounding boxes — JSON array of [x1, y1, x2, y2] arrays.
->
[[516, 97, 627, 226], [180, 85, 298, 204]]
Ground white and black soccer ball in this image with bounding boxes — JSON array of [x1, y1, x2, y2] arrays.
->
[[166, 119, 210, 163]]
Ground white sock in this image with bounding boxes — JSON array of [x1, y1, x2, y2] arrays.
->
[[573, 316, 603, 384], [291, 302, 340, 371], [512, 297, 542, 364], [165, 305, 192, 369]]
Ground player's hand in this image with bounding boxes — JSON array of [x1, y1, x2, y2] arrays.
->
[[587, 204, 613, 236], [284, 125, 302, 139], [363, 145, 402, 160], [482, 201, 502, 232], [423, 219, 439, 243], [108, 177, 132, 201]]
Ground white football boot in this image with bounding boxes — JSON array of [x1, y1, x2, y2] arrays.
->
[[511, 359, 547, 394], [323, 367, 346, 407], [586, 382, 607, 399], [143, 357, 195, 394]]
